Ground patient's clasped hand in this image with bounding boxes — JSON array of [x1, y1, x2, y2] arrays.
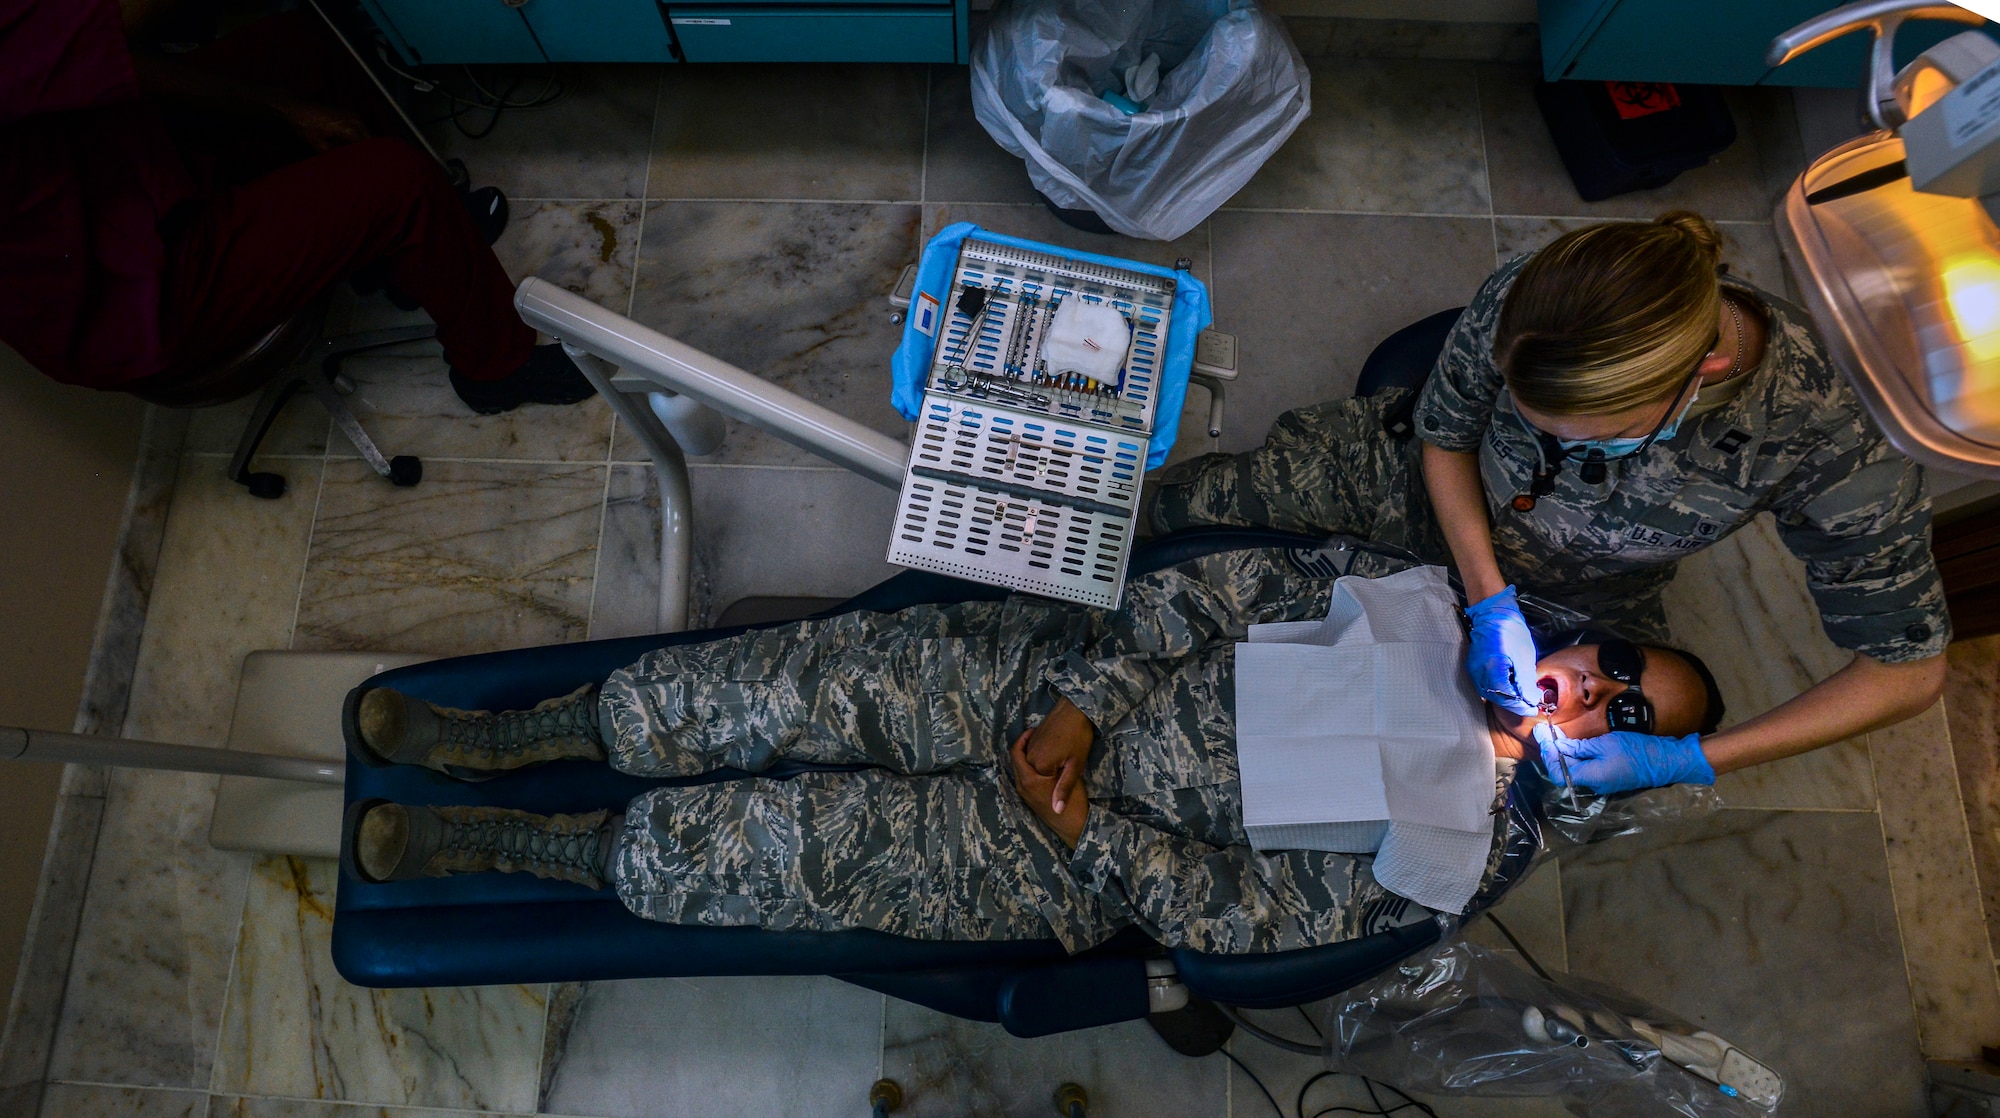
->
[[346, 547, 1717, 955]]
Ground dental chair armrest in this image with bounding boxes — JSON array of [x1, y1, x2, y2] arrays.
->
[[1168, 921, 1442, 1009], [997, 956, 1151, 1038]]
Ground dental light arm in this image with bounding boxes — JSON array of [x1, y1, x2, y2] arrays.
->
[[513, 278, 910, 489], [1769, 3, 2000, 476], [1763, 0, 1984, 130]]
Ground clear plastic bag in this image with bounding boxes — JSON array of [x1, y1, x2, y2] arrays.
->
[[1521, 762, 1726, 856], [969, 0, 1310, 240], [1324, 941, 1787, 1116]]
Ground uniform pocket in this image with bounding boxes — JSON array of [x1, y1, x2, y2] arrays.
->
[[917, 636, 994, 769], [1106, 667, 1234, 797]]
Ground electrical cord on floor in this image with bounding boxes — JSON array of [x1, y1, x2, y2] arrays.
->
[[1296, 1069, 1439, 1118], [1218, 1003, 1318, 1055], [1217, 1004, 1440, 1118], [373, 47, 566, 139], [1222, 1047, 1286, 1118], [1216, 917, 1559, 1117], [1483, 912, 1553, 982]]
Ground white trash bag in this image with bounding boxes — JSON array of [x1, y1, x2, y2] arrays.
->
[[970, 0, 1310, 241]]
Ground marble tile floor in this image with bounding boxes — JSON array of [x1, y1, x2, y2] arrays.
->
[[19, 59, 1999, 1118]]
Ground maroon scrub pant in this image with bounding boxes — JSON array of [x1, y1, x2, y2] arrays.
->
[[150, 14, 529, 384], [158, 135, 530, 382]]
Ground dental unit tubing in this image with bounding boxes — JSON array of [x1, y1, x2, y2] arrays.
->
[[0, 725, 343, 786], [515, 278, 911, 489]]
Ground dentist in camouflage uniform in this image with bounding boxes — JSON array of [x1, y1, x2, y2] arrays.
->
[[1150, 211, 1950, 795]]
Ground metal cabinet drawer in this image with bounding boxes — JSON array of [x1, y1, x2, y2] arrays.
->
[[667, 5, 956, 62], [1539, 0, 1981, 87], [525, 0, 676, 61], [364, 0, 542, 64], [365, 0, 675, 64]]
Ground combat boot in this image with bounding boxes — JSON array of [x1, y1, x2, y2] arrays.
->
[[349, 684, 606, 778], [346, 800, 617, 889]]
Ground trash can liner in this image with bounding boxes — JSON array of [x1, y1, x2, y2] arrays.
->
[[971, 0, 1310, 241]]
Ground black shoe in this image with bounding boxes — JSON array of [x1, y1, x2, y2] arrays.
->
[[449, 344, 596, 415], [462, 185, 508, 246]]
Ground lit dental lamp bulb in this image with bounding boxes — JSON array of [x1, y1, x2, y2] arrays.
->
[[1944, 256, 2000, 362]]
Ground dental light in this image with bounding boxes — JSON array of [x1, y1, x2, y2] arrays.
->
[[1770, 0, 2000, 476]]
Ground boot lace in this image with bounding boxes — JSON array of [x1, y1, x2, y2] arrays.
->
[[442, 813, 606, 879], [440, 694, 595, 758]]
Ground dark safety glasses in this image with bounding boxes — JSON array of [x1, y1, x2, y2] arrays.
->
[[1594, 639, 1656, 734]]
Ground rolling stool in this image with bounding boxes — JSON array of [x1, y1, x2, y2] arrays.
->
[[128, 291, 434, 499], [1355, 305, 1464, 441]]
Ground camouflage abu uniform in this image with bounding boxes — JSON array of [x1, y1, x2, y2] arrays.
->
[[596, 546, 1459, 955], [1153, 255, 1951, 660]]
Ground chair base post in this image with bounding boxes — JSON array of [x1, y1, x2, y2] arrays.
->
[[229, 378, 304, 499]]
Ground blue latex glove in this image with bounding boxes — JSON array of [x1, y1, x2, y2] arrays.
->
[[1464, 586, 1541, 716], [1533, 723, 1715, 794]]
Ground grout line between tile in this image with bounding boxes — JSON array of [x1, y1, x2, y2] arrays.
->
[[37, 786, 111, 1092], [1490, 213, 1787, 225], [918, 65, 932, 209], [182, 1086, 533, 1116], [629, 70, 662, 324], [45, 1080, 210, 1096], [582, 462, 615, 640], [1216, 205, 1497, 220], [642, 195, 925, 206], [638, 67, 661, 230], [1473, 68, 1501, 270], [1715, 804, 1879, 813], [298, 454, 866, 471], [206, 864, 247, 1100], [1473, 67, 1496, 222], [1864, 724, 1935, 1057], [309, 454, 628, 468], [1206, 219, 1218, 323]]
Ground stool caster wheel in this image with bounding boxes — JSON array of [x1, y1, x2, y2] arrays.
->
[[240, 471, 287, 500], [869, 1078, 904, 1117], [1054, 1083, 1088, 1118], [388, 455, 422, 487]]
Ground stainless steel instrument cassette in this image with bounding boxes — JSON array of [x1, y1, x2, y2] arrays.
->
[[888, 238, 1178, 608]]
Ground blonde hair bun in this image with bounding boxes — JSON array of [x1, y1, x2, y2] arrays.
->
[[1654, 210, 1721, 267], [1495, 212, 1725, 415]]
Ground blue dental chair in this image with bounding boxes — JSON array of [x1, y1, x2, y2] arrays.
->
[[333, 524, 1547, 1037]]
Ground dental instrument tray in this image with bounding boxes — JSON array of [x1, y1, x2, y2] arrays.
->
[[889, 236, 1180, 609]]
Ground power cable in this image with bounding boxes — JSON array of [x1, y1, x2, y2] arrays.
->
[[1218, 1005, 1442, 1118], [1483, 912, 1553, 982], [369, 47, 565, 140], [1222, 1047, 1286, 1118]]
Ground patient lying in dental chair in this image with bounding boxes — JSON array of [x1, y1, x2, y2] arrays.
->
[[345, 546, 1719, 956]]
